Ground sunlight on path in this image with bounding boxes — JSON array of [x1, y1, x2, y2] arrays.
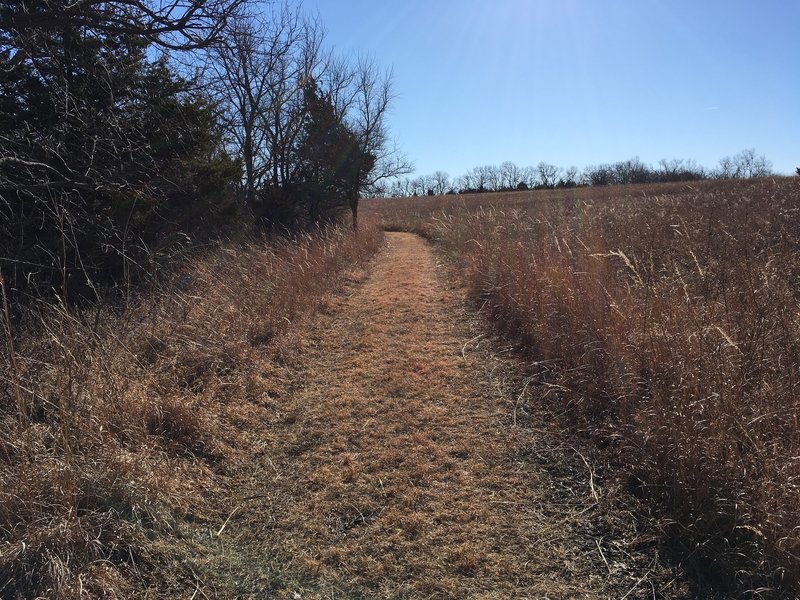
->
[[228, 232, 685, 598]]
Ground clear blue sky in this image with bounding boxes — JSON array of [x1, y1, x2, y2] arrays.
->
[[305, 0, 799, 177]]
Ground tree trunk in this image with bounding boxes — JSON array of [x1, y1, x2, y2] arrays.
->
[[350, 196, 358, 232], [243, 127, 255, 205]]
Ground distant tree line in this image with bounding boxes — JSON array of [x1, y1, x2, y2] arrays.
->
[[0, 0, 409, 304], [381, 149, 775, 197]]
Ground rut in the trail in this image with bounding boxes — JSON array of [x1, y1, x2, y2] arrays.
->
[[225, 232, 688, 599]]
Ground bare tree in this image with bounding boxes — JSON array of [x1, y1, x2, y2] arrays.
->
[[658, 158, 705, 182], [536, 162, 560, 188], [388, 178, 411, 197], [401, 177, 414, 196], [485, 164, 502, 191], [206, 12, 270, 205], [715, 149, 771, 179], [412, 175, 432, 196], [432, 171, 450, 195], [455, 173, 473, 192], [345, 57, 412, 227], [470, 166, 491, 192], [1, 0, 246, 61], [717, 155, 738, 179], [613, 157, 650, 184], [203, 3, 318, 211], [733, 148, 772, 179], [521, 165, 538, 189], [563, 166, 579, 186], [500, 161, 522, 190], [659, 158, 683, 181]]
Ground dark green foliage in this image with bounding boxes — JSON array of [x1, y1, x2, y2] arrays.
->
[[263, 82, 374, 230], [0, 1, 239, 302]]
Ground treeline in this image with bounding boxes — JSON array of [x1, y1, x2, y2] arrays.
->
[[384, 148, 774, 197], [0, 0, 408, 304]]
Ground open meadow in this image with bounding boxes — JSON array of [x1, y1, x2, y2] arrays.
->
[[365, 177, 800, 592], [3, 0, 798, 596], [3, 179, 800, 597]]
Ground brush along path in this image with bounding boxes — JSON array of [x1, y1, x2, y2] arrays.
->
[[213, 232, 687, 598]]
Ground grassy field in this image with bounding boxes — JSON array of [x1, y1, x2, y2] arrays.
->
[[364, 177, 800, 592], [4, 178, 799, 597], [0, 222, 384, 597]]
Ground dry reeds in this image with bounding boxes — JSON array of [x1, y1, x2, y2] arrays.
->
[[365, 178, 800, 593], [0, 221, 383, 597]]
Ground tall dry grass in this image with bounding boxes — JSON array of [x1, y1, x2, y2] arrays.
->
[[0, 221, 383, 597], [366, 178, 800, 593]]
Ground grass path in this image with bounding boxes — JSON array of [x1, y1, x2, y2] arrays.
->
[[202, 232, 688, 598]]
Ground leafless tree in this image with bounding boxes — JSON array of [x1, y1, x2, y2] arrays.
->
[[1, 0, 246, 65], [658, 158, 705, 182], [613, 157, 650, 184], [716, 155, 738, 179], [563, 166, 579, 186], [470, 166, 491, 192], [431, 171, 450, 195], [536, 162, 560, 188], [344, 57, 412, 227], [454, 173, 472, 192], [203, 14, 409, 229], [412, 175, 432, 196], [521, 165, 538, 189], [404, 178, 415, 196], [202, 3, 318, 209], [485, 164, 502, 191], [716, 149, 772, 180], [732, 148, 772, 179], [659, 158, 683, 180], [500, 161, 522, 189], [387, 178, 409, 197]]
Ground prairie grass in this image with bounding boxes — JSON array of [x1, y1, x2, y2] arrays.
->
[[0, 221, 383, 597], [365, 178, 800, 593]]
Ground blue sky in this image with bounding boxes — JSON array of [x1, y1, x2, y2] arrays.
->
[[305, 0, 798, 177]]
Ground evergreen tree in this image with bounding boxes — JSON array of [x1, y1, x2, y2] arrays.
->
[[290, 82, 374, 228], [0, 1, 239, 301]]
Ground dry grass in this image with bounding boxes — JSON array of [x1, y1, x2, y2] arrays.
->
[[0, 220, 383, 598], [364, 177, 800, 595], [217, 232, 688, 598]]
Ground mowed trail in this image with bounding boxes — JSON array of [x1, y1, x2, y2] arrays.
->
[[224, 232, 683, 598]]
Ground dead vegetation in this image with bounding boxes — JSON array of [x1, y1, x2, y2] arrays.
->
[[0, 222, 383, 598], [365, 177, 800, 596], [6, 175, 798, 597], [211, 232, 689, 599]]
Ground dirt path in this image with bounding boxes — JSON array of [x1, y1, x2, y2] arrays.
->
[[208, 232, 688, 598]]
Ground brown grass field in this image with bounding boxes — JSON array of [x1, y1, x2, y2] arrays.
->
[[205, 231, 691, 598], [0, 223, 384, 597], [2, 177, 800, 598], [364, 177, 800, 593]]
